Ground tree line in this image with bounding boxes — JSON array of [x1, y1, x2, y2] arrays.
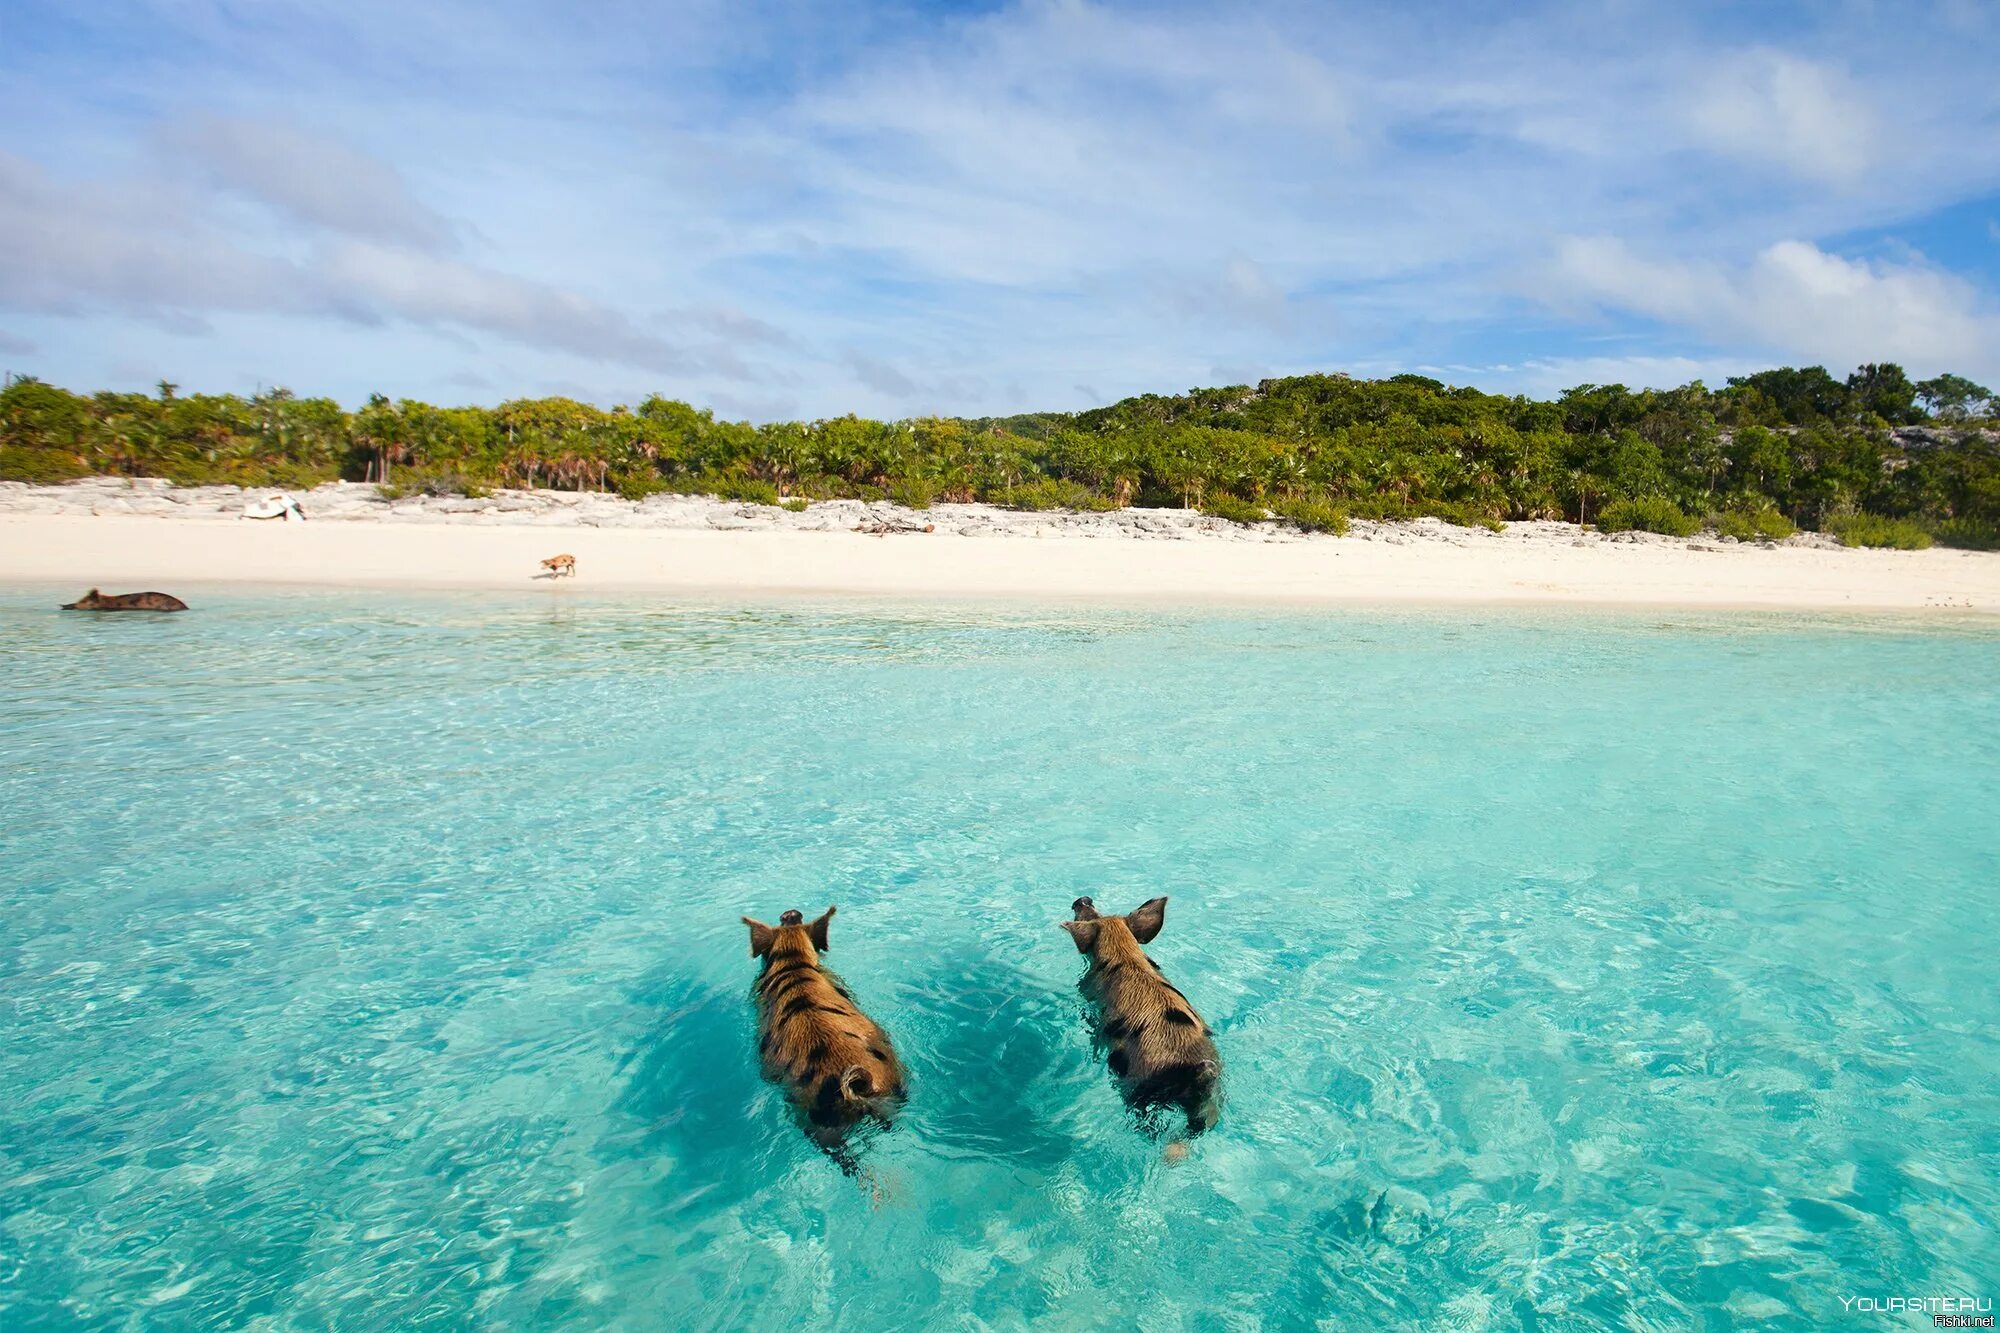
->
[[2, 362, 1994, 548]]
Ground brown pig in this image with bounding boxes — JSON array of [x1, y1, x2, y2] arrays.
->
[[743, 906, 906, 1158], [1064, 895, 1221, 1147], [61, 588, 188, 612]]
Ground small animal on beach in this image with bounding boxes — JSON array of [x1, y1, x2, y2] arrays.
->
[[539, 553, 577, 577], [743, 906, 906, 1164], [1064, 895, 1220, 1157], [60, 588, 189, 612]]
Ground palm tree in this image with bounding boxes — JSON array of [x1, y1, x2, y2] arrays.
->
[[354, 394, 400, 484]]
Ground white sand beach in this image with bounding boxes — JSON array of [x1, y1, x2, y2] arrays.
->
[[3, 479, 1996, 610]]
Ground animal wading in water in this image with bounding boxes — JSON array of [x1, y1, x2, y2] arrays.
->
[[61, 589, 188, 612], [1064, 896, 1220, 1158], [743, 906, 906, 1166], [540, 554, 576, 578]]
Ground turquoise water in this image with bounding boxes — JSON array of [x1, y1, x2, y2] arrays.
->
[[2, 588, 1996, 1329]]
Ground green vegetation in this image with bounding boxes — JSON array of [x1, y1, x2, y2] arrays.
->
[[714, 477, 779, 505], [1200, 494, 1269, 524], [885, 478, 935, 510], [1917, 373, 1993, 422], [1934, 517, 2000, 550], [3, 363, 1997, 548], [1713, 505, 1797, 542], [997, 478, 1119, 512], [1271, 496, 1349, 535], [1825, 514, 1934, 550], [1596, 497, 1702, 537]]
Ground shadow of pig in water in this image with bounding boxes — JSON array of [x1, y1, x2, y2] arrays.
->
[[614, 941, 1141, 1199], [886, 945, 1098, 1170], [610, 970, 802, 1219]]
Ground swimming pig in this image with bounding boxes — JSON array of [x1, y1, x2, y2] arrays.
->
[[61, 588, 188, 612], [1064, 896, 1220, 1152], [743, 906, 906, 1160]]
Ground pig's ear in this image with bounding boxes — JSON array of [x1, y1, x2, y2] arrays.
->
[[743, 917, 776, 958], [1061, 919, 1100, 953], [808, 905, 836, 953], [1126, 897, 1167, 944]]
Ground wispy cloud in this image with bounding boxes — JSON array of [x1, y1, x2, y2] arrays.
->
[[157, 115, 460, 252], [1, 0, 1998, 414], [1548, 236, 2000, 374], [1686, 51, 1879, 186], [0, 149, 777, 379]]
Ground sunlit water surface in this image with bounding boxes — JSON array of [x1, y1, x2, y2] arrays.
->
[[2, 588, 1996, 1329]]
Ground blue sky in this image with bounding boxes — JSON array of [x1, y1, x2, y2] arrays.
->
[[2, 0, 1998, 420]]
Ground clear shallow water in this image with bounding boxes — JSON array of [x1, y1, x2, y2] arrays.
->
[[2, 589, 1996, 1330]]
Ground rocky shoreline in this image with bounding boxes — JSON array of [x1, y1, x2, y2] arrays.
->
[[0, 477, 1844, 552]]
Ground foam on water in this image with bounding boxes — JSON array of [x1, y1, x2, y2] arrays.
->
[[2, 589, 1995, 1328]]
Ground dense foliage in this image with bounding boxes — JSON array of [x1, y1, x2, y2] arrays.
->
[[4, 365, 1996, 546]]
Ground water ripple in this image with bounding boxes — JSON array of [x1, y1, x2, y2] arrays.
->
[[2, 588, 1995, 1327]]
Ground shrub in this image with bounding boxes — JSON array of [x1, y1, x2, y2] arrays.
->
[[715, 477, 779, 505], [417, 470, 490, 498], [616, 472, 667, 502], [782, 476, 845, 502], [1271, 496, 1349, 535], [887, 477, 936, 510], [1933, 517, 2000, 550], [781, 497, 809, 513], [1199, 493, 1269, 524], [376, 470, 491, 499], [1596, 497, 1701, 537], [1428, 501, 1506, 531], [998, 478, 1117, 512], [0, 448, 92, 483], [1713, 506, 1796, 542], [262, 462, 341, 492], [1344, 496, 1417, 522], [1825, 513, 1932, 549]]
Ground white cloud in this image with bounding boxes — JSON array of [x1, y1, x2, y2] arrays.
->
[[780, 2, 1365, 288], [317, 241, 714, 375], [1549, 236, 2000, 378], [158, 115, 458, 252], [5, 0, 2000, 413], [0, 151, 773, 380], [1688, 51, 1879, 185], [0, 152, 302, 315]]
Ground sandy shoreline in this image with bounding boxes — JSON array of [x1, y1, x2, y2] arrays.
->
[[2, 479, 1997, 611]]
